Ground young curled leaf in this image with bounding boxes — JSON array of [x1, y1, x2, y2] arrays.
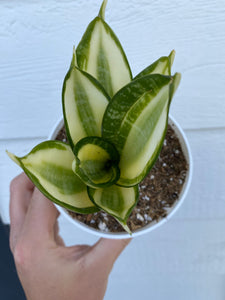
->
[[72, 136, 120, 188]]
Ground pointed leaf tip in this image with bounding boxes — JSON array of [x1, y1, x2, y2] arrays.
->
[[169, 50, 176, 66], [169, 72, 181, 103], [70, 45, 78, 68], [99, 0, 108, 20], [6, 150, 21, 166], [134, 51, 176, 80], [118, 221, 132, 235], [76, 1, 132, 97]]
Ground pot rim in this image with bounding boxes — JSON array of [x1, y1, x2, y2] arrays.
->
[[49, 115, 193, 239]]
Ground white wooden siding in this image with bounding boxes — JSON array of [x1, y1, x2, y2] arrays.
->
[[0, 1, 225, 299]]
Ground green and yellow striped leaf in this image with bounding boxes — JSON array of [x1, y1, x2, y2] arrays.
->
[[134, 50, 175, 80], [87, 184, 139, 233], [72, 136, 120, 188], [62, 66, 110, 149], [6, 141, 98, 214], [76, 0, 132, 97], [102, 74, 180, 187]]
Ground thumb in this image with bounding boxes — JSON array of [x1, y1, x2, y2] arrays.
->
[[90, 238, 131, 271]]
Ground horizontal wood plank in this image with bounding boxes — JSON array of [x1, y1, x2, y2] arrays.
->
[[106, 268, 224, 300], [174, 129, 225, 220], [59, 218, 225, 272], [106, 219, 225, 300], [59, 218, 225, 299]]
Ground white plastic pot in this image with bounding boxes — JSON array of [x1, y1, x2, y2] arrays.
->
[[49, 115, 193, 239]]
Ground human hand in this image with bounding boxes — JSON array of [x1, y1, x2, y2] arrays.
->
[[9, 173, 131, 300]]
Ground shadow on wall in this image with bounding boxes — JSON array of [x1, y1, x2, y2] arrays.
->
[[0, 219, 26, 299]]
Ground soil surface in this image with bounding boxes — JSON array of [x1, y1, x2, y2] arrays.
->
[[56, 124, 188, 233]]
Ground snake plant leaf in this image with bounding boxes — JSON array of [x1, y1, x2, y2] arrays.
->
[[76, 1, 132, 97], [62, 66, 110, 149], [134, 50, 176, 80], [102, 74, 179, 187], [6, 141, 98, 214], [169, 72, 181, 103], [72, 136, 120, 188], [87, 184, 139, 233]]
